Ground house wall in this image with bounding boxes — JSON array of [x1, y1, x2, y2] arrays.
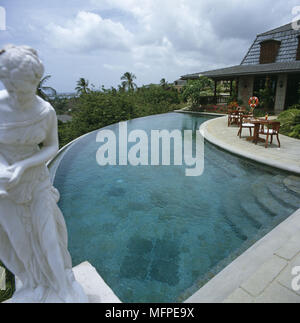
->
[[274, 74, 288, 113], [238, 76, 254, 106], [173, 85, 184, 92]]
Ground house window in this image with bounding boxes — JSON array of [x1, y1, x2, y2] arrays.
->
[[259, 40, 281, 64], [285, 74, 300, 108]]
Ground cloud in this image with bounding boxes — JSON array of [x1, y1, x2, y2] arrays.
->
[[103, 63, 126, 71], [86, 0, 250, 69], [46, 11, 134, 53], [9, 0, 299, 92]]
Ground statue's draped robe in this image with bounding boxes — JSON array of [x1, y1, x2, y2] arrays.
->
[[0, 105, 85, 302]]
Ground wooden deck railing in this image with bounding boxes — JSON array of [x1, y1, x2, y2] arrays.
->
[[198, 95, 230, 105]]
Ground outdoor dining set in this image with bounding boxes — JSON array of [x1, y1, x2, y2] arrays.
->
[[227, 104, 281, 149]]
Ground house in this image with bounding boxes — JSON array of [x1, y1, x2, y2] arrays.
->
[[173, 79, 187, 92], [181, 22, 300, 113]]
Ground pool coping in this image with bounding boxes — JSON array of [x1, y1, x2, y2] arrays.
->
[[185, 208, 300, 303], [47, 132, 91, 182], [174, 109, 227, 117]]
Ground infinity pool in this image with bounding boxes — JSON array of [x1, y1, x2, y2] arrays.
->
[[52, 112, 300, 302]]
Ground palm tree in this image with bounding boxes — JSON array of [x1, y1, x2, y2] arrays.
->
[[120, 72, 137, 92], [75, 78, 90, 95], [118, 81, 128, 92], [36, 75, 57, 101]]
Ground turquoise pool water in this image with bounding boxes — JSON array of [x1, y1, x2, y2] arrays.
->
[[52, 112, 300, 302]]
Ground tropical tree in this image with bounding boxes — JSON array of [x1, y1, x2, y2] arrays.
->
[[118, 81, 127, 92], [36, 75, 57, 101], [182, 76, 215, 106], [75, 78, 91, 95], [120, 72, 137, 92]]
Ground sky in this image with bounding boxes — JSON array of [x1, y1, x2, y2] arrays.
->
[[0, 0, 299, 93]]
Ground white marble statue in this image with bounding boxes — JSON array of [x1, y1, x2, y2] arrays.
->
[[0, 45, 88, 303]]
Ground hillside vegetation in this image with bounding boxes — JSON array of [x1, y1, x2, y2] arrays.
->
[[53, 84, 185, 148]]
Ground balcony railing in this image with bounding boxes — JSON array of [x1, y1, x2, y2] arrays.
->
[[198, 95, 230, 105]]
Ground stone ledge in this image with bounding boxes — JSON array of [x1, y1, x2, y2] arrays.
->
[[174, 110, 227, 117], [73, 262, 121, 303], [185, 209, 300, 303], [4, 262, 121, 303], [240, 255, 288, 297]]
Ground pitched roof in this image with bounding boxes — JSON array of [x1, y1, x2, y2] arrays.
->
[[257, 22, 295, 37], [241, 22, 300, 65], [181, 61, 300, 79], [181, 22, 300, 80]]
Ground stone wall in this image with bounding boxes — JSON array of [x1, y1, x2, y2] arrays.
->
[[238, 76, 254, 106], [274, 74, 288, 114]]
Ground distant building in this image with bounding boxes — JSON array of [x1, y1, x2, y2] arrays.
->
[[173, 79, 187, 92], [181, 22, 300, 113]]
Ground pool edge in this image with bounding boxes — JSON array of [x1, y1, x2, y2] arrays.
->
[[185, 208, 300, 303]]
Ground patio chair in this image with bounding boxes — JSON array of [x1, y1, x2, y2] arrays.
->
[[236, 107, 247, 126], [228, 108, 241, 127], [237, 118, 255, 138], [258, 121, 281, 148], [247, 106, 255, 118]]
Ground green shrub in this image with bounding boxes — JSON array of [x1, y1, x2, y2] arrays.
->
[[277, 109, 300, 138], [287, 103, 300, 110], [182, 77, 215, 107], [289, 124, 300, 139], [57, 86, 184, 148]]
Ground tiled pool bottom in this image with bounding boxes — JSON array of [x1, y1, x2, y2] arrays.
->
[[52, 113, 300, 303]]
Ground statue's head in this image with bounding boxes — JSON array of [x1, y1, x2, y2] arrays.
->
[[0, 45, 44, 96]]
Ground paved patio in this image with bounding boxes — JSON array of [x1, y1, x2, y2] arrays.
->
[[184, 113, 300, 303], [186, 209, 300, 303], [224, 224, 300, 303]]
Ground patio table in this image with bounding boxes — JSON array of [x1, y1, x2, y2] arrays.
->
[[247, 119, 277, 144]]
